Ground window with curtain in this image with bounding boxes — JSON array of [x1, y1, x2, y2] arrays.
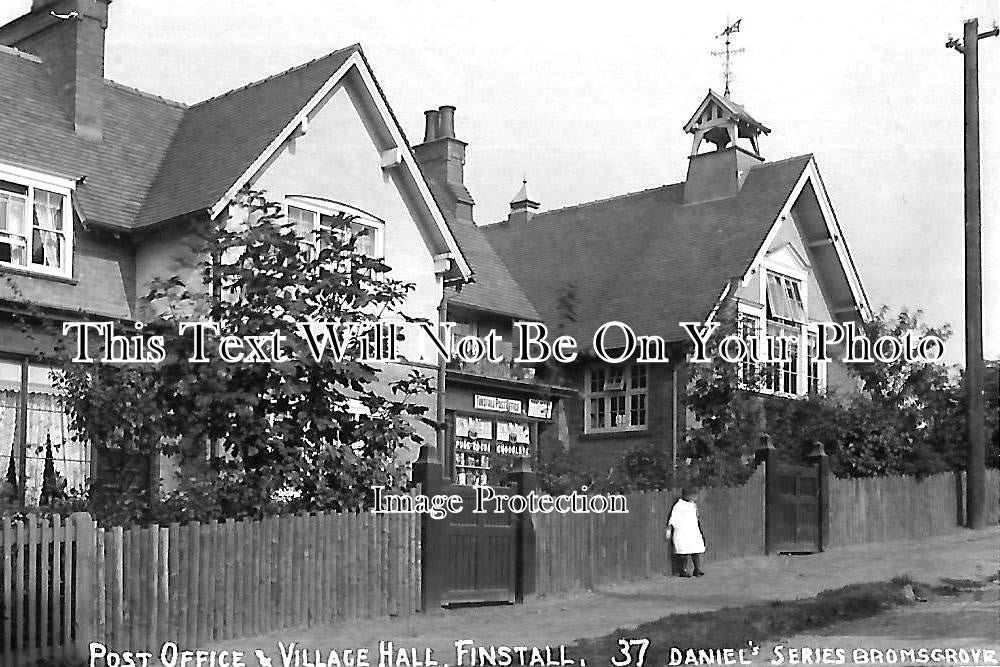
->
[[0, 359, 88, 508], [0, 176, 71, 277]]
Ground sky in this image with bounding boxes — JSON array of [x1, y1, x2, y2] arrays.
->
[[2, 0, 998, 363]]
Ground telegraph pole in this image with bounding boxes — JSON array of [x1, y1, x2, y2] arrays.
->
[[947, 18, 998, 530]]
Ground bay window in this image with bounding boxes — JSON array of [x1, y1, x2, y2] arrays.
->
[[738, 266, 825, 396]]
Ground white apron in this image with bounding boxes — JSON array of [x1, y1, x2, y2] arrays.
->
[[667, 498, 705, 554]]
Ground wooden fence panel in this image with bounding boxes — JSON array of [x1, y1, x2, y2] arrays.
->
[[2, 510, 420, 664], [828, 471, 966, 548], [532, 466, 767, 596]]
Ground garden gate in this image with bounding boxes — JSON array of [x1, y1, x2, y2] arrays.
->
[[412, 445, 535, 608], [759, 439, 831, 554]]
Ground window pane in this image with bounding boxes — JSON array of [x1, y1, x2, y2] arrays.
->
[[0, 359, 21, 505], [351, 222, 377, 257], [610, 395, 626, 427], [630, 364, 646, 389], [589, 398, 605, 428], [0, 193, 27, 266], [33, 189, 63, 231], [630, 393, 646, 427], [589, 369, 605, 393], [605, 367, 625, 391], [287, 206, 315, 243], [31, 228, 63, 268]]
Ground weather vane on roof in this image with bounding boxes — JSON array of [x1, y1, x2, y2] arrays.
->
[[712, 18, 743, 97]]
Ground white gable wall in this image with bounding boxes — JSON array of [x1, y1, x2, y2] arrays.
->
[[734, 212, 856, 395], [251, 81, 442, 363]]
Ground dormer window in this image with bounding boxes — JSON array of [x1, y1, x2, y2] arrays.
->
[[0, 168, 73, 278]]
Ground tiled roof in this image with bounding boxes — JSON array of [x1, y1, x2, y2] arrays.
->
[[482, 155, 813, 349], [0, 255, 131, 319], [423, 182, 539, 320], [0, 47, 186, 230], [138, 45, 359, 226], [0, 43, 359, 231]]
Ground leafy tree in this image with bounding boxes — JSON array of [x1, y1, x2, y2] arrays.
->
[[685, 305, 986, 479], [681, 308, 765, 485], [49, 188, 434, 523]]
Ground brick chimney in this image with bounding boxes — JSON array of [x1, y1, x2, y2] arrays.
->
[[0, 0, 111, 141], [507, 180, 539, 224], [413, 105, 475, 224]]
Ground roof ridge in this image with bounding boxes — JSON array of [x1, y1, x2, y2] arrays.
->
[[190, 43, 361, 109], [749, 153, 814, 170], [0, 43, 41, 63], [105, 79, 189, 109], [503, 182, 681, 222]]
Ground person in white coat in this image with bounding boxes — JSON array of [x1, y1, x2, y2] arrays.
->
[[666, 487, 705, 577]]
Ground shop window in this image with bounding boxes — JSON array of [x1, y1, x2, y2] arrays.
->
[[452, 415, 532, 486], [0, 358, 89, 508], [584, 364, 648, 433]]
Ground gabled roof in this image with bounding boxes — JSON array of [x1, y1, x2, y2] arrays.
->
[[0, 45, 185, 230], [138, 46, 358, 226], [683, 89, 771, 135], [483, 155, 835, 349]]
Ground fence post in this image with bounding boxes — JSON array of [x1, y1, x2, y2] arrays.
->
[[754, 434, 776, 555], [412, 443, 445, 613], [807, 442, 831, 552], [72, 512, 97, 659], [509, 458, 537, 602]]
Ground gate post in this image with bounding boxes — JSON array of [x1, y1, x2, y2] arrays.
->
[[807, 442, 830, 552], [509, 459, 537, 602], [412, 444, 446, 613], [754, 434, 776, 555]]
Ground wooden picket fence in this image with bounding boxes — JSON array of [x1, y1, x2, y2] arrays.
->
[[533, 466, 766, 595], [1, 511, 420, 666], [827, 468, 1000, 548], [1, 513, 89, 666]]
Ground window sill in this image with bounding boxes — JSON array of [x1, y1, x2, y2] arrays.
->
[[579, 428, 650, 442], [0, 264, 76, 285]]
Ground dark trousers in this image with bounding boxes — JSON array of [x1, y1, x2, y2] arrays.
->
[[673, 552, 702, 575]]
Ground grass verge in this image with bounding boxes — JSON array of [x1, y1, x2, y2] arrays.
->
[[573, 576, 925, 666]]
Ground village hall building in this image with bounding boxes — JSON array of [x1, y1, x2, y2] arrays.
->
[[0, 0, 482, 506], [482, 90, 872, 471]]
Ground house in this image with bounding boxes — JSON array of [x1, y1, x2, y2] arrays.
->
[[483, 89, 871, 472], [0, 0, 472, 506], [411, 106, 574, 487]]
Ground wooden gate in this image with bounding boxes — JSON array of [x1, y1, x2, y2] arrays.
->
[[759, 439, 830, 555], [440, 484, 516, 604], [413, 445, 535, 609], [771, 463, 821, 553]]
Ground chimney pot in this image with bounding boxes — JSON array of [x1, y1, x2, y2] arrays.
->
[[423, 109, 439, 143], [437, 105, 456, 139]]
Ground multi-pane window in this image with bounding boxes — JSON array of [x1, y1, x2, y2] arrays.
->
[[287, 203, 382, 261], [585, 364, 647, 432], [806, 331, 822, 395], [0, 179, 71, 276]]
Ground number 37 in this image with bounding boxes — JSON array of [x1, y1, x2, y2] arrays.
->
[[611, 638, 649, 667]]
